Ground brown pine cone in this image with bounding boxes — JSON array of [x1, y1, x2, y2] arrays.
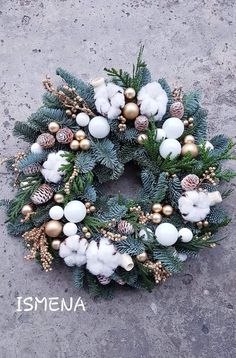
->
[[23, 163, 42, 175], [56, 128, 74, 144], [170, 101, 184, 119], [37, 133, 55, 148], [31, 184, 54, 205], [134, 115, 149, 132]]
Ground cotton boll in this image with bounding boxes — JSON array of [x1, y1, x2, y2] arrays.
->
[[41, 169, 62, 184], [94, 86, 108, 99], [78, 238, 89, 255], [98, 238, 115, 260], [140, 98, 159, 116], [59, 242, 72, 258], [86, 241, 99, 261], [64, 254, 77, 267], [95, 98, 110, 115], [75, 254, 87, 266], [106, 83, 124, 97], [99, 265, 115, 277], [110, 93, 125, 108], [87, 260, 104, 276], [107, 106, 122, 120], [31, 143, 43, 154], [65, 235, 80, 251], [41, 151, 69, 183]]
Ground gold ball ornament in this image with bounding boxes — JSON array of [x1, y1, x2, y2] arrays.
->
[[136, 252, 148, 263], [124, 87, 136, 100], [54, 193, 65, 203], [21, 204, 33, 216], [152, 203, 162, 213], [75, 129, 86, 141], [184, 135, 195, 144], [70, 140, 80, 151], [181, 143, 199, 157], [123, 102, 139, 120], [85, 232, 91, 239], [203, 220, 209, 227], [51, 239, 61, 250], [79, 138, 91, 151], [137, 133, 148, 144], [162, 205, 173, 217], [45, 220, 63, 237], [152, 213, 162, 224], [48, 121, 60, 133]]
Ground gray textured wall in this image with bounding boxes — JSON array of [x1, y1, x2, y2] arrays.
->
[[0, 1, 236, 357]]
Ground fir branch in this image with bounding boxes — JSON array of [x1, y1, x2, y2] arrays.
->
[[73, 267, 85, 288], [152, 246, 183, 273], [114, 237, 145, 255]]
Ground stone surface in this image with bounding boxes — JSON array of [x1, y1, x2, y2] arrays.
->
[[0, 1, 236, 357]]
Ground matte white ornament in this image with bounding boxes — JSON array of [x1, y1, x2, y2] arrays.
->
[[155, 223, 179, 246], [88, 116, 110, 139], [76, 113, 90, 127], [64, 200, 86, 223], [159, 139, 181, 159], [162, 117, 184, 139], [155, 128, 166, 141], [49, 206, 64, 220], [31, 143, 43, 154], [139, 228, 153, 241], [178, 228, 193, 243], [63, 222, 78, 236]]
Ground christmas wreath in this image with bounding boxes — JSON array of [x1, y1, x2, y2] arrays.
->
[[1, 47, 235, 298]]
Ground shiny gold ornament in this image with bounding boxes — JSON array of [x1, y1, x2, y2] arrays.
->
[[136, 252, 148, 263], [188, 117, 194, 123], [48, 121, 60, 133], [21, 204, 33, 216], [123, 102, 139, 120], [152, 213, 162, 224], [51, 239, 61, 250], [181, 143, 199, 157], [82, 226, 88, 233], [183, 120, 189, 126], [45, 220, 63, 238], [137, 133, 148, 144], [85, 232, 91, 239], [75, 129, 86, 141], [203, 220, 209, 227], [70, 139, 80, 151], [85, 202, 91, 208], [197, 221, 203, 228], [90, 205, 96, 213], [184, 135, 195, 144], [152, 203, 162, 213], [124, 87, 136, 100], [162, 205, 173, 217], [79, 138, 91, 151], [54, 193, 65, 203]]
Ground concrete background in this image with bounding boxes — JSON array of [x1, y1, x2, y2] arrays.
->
[[0, 0, 236, 357]]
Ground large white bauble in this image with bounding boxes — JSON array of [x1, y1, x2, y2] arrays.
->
[[159, 139, 181, 159], [155, 223, 179, 246], [139, 228, 153, 241], [64, 200, 86, 223], [63, 222, 78, 236], [31, 143, 43, 154], [88, 116, 110, 139], [49, 206, 64, 220], [76, 113, 90, 127], [162, 117, 184, 139], [178, 228, 193, 243], [155, 128, 166, 141]]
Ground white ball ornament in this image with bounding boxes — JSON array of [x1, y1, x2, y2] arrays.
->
[[159, 139, 181, 159], [88, 116, 110, 139], [155, 128, 166, 141], [63, 222, 78, 236], [76, 113, 90, 127], [162, 117, 184, 139], [64, 200, 86, 223], [178, 228, 193, 243], [31, 143, 43, 154], [155, 223, 179, 246], [49, 206, 64, 220]]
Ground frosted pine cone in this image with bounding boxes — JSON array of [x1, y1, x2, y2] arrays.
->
[[170, 101, 184, 119], [134, 115, 149, 132], [117, 220, 134, 235], [37, 133, 55, 148], [23, 163, 42, 175], [97, 275, 111, 285], [31, 184, 54, 204], [56, 128, 74, 144], [181, 174, 200, 191]]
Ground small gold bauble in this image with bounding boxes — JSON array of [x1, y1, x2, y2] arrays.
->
[[181, 143, 199, 157], [21, 204, 33, 216], [79, 138, 91, 151], [54, 193, 65, 203], [183, 120, 189, 126], [70, 139, 80, 151], [136, 252, 148, 263], [85, 202, 91, 208], [51, 239, 61, 250], [152, 203, 162, 213], [75, 129, 86, 141], [197, 221, 203, 228], [137, 133, 148, 144], [124, 87, 136, 100], [123, 102, 139, 120], [188, 117, 194, 123], [203, 220, 209, 227], [184, 135, 195, 144], [85, 232, 91, 239], [82, 226, 88, 233], [45, 220, 63, 237], [90, 205, 96, 213], [152, 213, 162, 224], [48, 121, 60, 133], [162, 205, 173, 217]]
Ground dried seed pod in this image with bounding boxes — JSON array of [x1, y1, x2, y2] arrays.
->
[[134, 115, 149, 132], [22, 163, 42, 175], [56, 127, 74, 144], [37, 133, 55, 148], [31, 184, 54, 205], [170, 101, 184, 119]]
